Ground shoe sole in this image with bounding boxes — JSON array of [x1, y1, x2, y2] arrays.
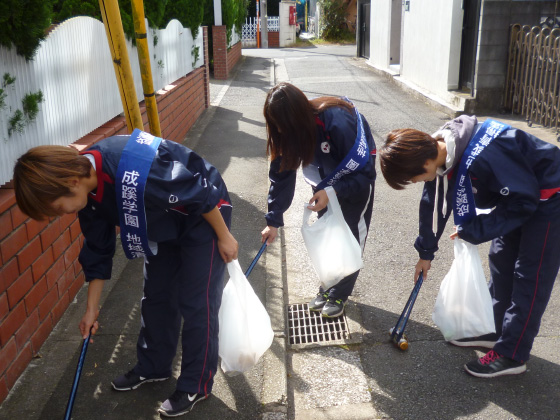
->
[[308, 306, 325, 312], [321, 310, 344, 318], [111, 377, 168, 391], [449, 340, 496, 349], [158, 395, 208, 417], [464, 364, 527, 378]]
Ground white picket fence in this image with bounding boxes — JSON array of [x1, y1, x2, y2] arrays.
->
[[241, 16, 279, 48], [0, 16, 203, 187]]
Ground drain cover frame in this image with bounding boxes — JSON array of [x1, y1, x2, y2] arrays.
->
[[287, 302, 353, 348]]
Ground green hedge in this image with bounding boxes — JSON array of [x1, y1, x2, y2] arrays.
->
[[0, 0, 53, 60]]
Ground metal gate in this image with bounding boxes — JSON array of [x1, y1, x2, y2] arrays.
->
[[504, 24, 560, 134], [359, 2, 370, 59]]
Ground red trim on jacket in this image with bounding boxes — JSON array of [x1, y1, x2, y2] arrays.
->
[[80, 150, 114, 203], [540, 187, 560, 200]]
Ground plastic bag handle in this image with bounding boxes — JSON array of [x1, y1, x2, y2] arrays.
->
[[324, 186, 344, 220], [302, 191, 336, 226]]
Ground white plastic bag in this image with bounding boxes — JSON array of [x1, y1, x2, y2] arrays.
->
[[218, 260, 274, 375], [301, 187, 363, 290], [432, 239, 496, 341]]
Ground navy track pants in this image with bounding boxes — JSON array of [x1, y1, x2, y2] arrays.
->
[[489, 199, 560, 362], [319, 182, 375, 300], [134, 206, 231, 395]]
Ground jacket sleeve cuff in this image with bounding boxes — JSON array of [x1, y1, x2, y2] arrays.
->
[[265, 211, 284, 228], [414, 241, 436, 261]]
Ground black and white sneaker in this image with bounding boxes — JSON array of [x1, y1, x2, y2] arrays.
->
[[158, 391, 208, 417], [321, 298, 346, 318], [111, 369, 168, 391], [308, 292, 329, 312], [464, 350, 526, 378], [449, 333, 498, 349]]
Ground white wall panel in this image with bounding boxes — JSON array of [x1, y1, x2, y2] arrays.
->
[[0, 17, 202, 186]]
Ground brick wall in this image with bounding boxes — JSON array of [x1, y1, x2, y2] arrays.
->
[[213, 25, 242, 80], [269, 31, 280, 48], [0, 27, 210, 404]]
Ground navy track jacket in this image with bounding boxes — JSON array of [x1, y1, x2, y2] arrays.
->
[[78, 135, 230, 282], [415, 118, 560, 261], [265, 106, 377, 228]]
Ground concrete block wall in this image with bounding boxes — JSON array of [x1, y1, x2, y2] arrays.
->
[[213, 25, 242, 80], [279, 1, 297, 47], [0, 27, 210, 404], [474, 0, 558, 112]]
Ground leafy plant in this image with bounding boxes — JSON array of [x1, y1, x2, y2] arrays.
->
[[318, 0, 349, 41], [8, 110, 24, 136], [1, 73, 44, 137], [0, 73, 16, 110], [3, 73, 16, 86], [223, 0, 249, 45], [7, 90, 44, 137], [163, 0, 204, 39], [22, 91, 44, 121], [192, 45, 200, 67], [0, 0, 53, 60], [52, 0, 100, 23]]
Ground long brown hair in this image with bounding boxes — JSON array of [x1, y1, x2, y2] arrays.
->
[[263, 82, 353, 171], [13, 145, 92, 220], [379, 129, 439, 190]]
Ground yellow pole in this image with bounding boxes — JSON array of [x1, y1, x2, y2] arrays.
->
[[131, 0, 161, 137], [305, 1, 307, 32], [98, 0, 143, 132]]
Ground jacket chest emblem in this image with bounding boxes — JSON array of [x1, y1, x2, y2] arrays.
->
[[500, 187, 510, 196], [321, 141, 330, 153]]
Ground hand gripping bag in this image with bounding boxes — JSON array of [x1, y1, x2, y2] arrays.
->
[[432, 239, 495, 341], [218, 260, 274, 375], [301, 186, 363, 290]]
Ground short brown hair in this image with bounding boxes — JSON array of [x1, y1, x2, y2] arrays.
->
[[263, 82, 353, 171], [379, 129, 438, 190], [13, 146, 92, 220]]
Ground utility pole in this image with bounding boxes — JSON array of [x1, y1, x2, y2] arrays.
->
[[259, 0, 268, 48], [256, 0, 260, 47], [98, 0, 143, 132], [131, 0, 161, 136]]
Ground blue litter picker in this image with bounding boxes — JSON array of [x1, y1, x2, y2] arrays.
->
[[389, 272, 424, 350], [245, 242, 267, 277], [64, 330, 91, 420]]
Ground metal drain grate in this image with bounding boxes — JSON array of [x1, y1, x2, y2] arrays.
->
[[287, 303, 350, 345]]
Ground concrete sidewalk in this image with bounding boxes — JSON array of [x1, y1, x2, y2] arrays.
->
[[0, 56, 287, 420]]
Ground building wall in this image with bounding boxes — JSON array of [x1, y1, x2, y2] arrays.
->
[[474, 0, 559, 112], [368, 0, 392, 68], [0, 28, 211, 405], [401, 0, 463, 97], [367, 0, 559, 113]]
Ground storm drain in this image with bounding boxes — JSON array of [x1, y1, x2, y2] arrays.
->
[[287, 303, 350, 346]]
